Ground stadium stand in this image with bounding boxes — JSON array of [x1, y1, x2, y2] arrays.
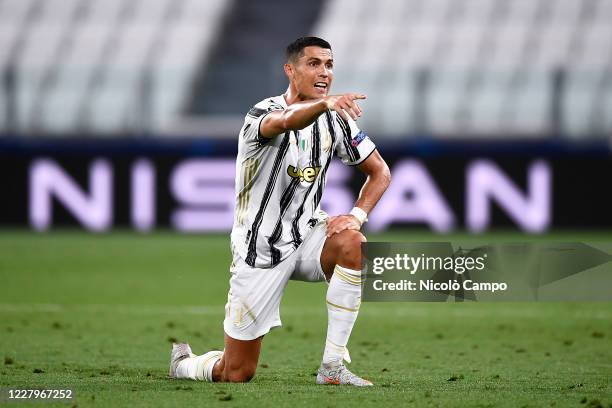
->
[[0, 0, 610, 137], [0, 0, 230, 135], [314, 0, 612, 138], [189, 0, 325, 116]]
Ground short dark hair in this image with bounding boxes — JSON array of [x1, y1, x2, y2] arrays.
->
[[286, 37, 332, 62]]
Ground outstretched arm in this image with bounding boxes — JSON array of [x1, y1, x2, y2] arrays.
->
[[260, 94, 366, 138], [326, 150, 391, 237]]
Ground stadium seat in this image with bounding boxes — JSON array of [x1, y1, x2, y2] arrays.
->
[[0, 0, 229, 134], [312, 0, 612, 138]]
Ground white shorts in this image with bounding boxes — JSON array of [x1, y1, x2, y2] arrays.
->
[[223, 220, 328, 341]]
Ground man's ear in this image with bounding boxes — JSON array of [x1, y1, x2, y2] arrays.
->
[[284, 63, 294, 80]]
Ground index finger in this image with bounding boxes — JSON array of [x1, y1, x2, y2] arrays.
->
[[350, 94, 367, 100]]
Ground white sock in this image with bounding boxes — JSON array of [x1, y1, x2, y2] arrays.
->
[[176, 351, 222, 381], [322, 265, 362, 366]]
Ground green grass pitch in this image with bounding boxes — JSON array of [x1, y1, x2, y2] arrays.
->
[[1, 230, 611, 407]]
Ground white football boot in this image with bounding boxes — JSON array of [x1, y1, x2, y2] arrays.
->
[[168, 343, 193, 378], [316, 363, 373, 386]]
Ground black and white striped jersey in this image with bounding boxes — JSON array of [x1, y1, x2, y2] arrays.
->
[[231, 94, 376, 268]]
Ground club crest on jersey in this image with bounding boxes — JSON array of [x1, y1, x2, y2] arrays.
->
[[287, 165, 321, 183], [351, 130, 368, 147]]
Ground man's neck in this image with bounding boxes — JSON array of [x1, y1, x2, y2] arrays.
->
[[283, 85, 307, 106]]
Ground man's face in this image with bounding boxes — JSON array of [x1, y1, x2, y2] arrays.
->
[[287, 46, 334, 100]]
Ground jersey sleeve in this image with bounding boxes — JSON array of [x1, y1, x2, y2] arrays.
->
[[240, 100, 285, 151], [333, 114, 377, 166]]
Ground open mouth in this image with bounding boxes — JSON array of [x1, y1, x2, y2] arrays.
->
[[314, 82, 328, 90]]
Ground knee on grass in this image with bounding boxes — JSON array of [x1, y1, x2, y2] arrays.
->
[[224, 365, 256, 383]]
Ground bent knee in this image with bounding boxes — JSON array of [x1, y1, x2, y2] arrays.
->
[[225, 366, 256, 383], [338, 230, 366, 251], [335, 230, 366, 265]]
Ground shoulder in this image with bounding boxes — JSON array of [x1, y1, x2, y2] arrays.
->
[[246, 96, 285, 120]]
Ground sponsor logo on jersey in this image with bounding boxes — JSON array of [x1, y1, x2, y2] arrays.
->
[[287, 165, 321, 183], [351, 130, 368, 147]]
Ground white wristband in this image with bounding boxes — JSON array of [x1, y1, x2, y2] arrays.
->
[[349, 207, 368, 226]]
